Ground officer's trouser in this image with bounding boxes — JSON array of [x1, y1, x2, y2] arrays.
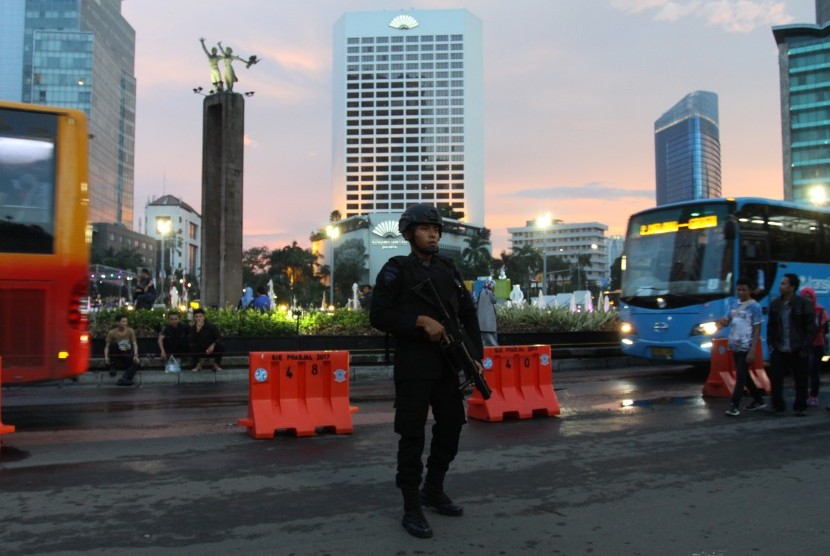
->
[[394, 374, 466, 492]]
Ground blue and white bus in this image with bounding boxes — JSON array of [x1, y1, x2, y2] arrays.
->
[[618, 197, 830, 363]]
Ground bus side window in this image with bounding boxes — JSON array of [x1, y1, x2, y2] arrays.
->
[[742, 238, 767, 261]]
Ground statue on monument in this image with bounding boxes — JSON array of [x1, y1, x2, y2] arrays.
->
[[200, 38, 259, 93], [218, 41, 259, 92], [199, 38, 223, 92]]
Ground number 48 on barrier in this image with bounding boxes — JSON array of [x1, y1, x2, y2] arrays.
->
[[237, 351, 357, 439]]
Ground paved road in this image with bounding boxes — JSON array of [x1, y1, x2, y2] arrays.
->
[[1, 364, 830, 555]]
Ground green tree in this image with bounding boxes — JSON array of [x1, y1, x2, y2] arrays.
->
[[610, 255, 622, 291], [459, 233, 492, 280], [570, 253, 593, 291], [268, 242, 324, 306], [500, 243, 541, 297], [91, 246, 146, 270], [242, 246, 271, 287], [543, 254, 570, 294], [332, 238, 368, 305]]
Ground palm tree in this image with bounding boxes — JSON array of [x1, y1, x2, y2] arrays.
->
[[461, 234, 492, 279], [500, 243, 542, 295], [268, 242, 323, 305]]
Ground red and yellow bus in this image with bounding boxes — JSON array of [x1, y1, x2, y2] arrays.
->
[[0, 100, 90, 383]]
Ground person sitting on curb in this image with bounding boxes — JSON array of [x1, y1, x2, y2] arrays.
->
[[189, 308, 223, 372], [158, 311, 190, 370], [104, 314, 141, 386]]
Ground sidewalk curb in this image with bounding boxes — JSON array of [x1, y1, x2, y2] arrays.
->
[[81, 355, 645, 387]]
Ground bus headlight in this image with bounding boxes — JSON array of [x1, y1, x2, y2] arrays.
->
[[620, 322, 636, 335], [692, 321, 719, 336]]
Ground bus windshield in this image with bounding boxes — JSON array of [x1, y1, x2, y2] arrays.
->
[[0, 108, 57, 254], [622, 204, 733, 306]]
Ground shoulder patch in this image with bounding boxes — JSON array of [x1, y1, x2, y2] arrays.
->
[[381, 263, 401, 285]]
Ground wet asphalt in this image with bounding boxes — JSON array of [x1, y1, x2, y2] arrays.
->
[[2, 362, 830, 555]]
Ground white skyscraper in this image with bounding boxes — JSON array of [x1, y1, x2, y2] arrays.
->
[[332, 9, 484, 226]]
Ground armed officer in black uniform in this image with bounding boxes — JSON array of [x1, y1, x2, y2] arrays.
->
[[369, 203, 484, 539]]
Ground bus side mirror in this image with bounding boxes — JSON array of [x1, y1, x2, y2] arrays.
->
[[723, 219, 736, 241]]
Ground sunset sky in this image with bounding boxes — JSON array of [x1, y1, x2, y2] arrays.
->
[[122, 0, 815, 254]]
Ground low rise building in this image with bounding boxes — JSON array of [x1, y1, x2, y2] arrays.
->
[[508, 219, 608, 290], [312, 212, 488, 288], [143, 195, 201, 282]]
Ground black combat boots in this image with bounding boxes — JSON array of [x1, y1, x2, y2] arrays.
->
[[420, 487, 464, 516], [401, 489, 433, 538], [420, 472, 463, 517]]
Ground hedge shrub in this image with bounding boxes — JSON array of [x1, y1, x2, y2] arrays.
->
[[89, 306, 617, 339]]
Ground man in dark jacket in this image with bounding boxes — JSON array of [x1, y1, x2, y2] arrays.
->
[[189, 308, 224, 372], [158, 311, 190, 367], [767, 273, 816, 415], [369, 203, 483, 539], [133, 268, 156, 310]]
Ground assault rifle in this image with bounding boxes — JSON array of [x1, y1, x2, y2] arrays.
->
[[412, 278, 492, 400]]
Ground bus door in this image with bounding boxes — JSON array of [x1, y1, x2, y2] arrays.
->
[[739, 231, 773, 303]]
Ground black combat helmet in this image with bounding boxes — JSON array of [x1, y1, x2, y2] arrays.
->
[[398, 203, 443, 234]]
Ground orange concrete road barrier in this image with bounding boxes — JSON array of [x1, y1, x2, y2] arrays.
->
[[702, 338, 769, 398], [467, 345, 560, 422], [237, 351, 356, 439], [0, 356, 16, 456]]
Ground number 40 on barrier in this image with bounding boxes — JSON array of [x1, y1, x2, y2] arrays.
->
[[467, 345, 560, 422]]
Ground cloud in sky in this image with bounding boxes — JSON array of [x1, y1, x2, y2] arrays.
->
[[611, 0, 795, 32], [508, 183, 653, 201]]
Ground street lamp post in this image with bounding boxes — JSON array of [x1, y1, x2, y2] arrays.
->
[[535, 213, 552, 296], [156, 219, 172, 295], [577, 243, 599, 290], [325, 224, 340, 308]]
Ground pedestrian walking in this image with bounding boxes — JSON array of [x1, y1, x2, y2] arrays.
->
[[717, 277, 765, 416]]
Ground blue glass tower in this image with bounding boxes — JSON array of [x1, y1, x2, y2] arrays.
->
[[654, 91, 722, 207], [773, 3, 830, 205], [0, 0, 136, 227]]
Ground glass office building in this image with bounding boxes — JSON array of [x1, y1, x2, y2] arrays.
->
[[332, 9, 484, 226], [1, 0, 136, 227], [774, 5, 830, 205], [654, 91, 722, 206]]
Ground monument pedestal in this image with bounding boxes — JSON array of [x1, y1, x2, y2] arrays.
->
[[201, 92, 244, 308]]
